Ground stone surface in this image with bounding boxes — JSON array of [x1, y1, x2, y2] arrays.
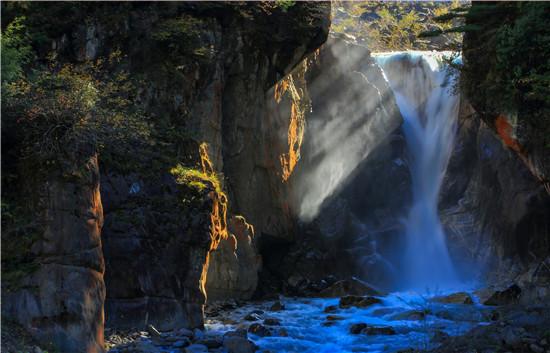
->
[[319, 278, 382, 298], [432, 292, 474, 305], [260, 35, 405, 295], [483, 284, 522, 306], [248, 323, 271, 337], [439, 99, 550, 294], [2, 146, 105, 353], [206, 216, 261, 302], [339, 295, 382, 309]]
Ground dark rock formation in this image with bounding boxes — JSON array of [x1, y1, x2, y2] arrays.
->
[[2, 145, 105, 353], [259, 35, 404, 294], [440, 100, 550, 298], [2, 2, 331, 352], [206, 216, 261, 302]]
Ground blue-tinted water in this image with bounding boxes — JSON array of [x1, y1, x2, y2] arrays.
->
[[206, 291, 490, 353]]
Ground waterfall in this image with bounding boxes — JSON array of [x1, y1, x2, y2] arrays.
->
[[374, 52, 460, 290]]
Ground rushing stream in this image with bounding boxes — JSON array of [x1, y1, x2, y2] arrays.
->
[[205, 290, 490, 353]]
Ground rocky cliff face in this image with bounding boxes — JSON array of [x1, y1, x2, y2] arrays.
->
[[2, 144, 105, 353], [440, 100, 550, 300], [2, 2, 330, 352], [256, 35, 404, 295], [440, 2, 550, 297]]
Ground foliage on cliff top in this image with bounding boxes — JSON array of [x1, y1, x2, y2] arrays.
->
[[2, 19, 153, 172], [170, 143, 224, 195], [456, 2, 550, 149], [331, 1, 465, 51]]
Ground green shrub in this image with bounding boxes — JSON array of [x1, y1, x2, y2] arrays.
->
[[170, 164, 223, 195], [1, 16, 33, 84]]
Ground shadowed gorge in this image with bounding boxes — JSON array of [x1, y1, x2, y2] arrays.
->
[[1, 2, 549, 353]]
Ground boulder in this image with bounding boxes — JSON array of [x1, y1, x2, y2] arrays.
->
[[432, 292, 474, 305], [270, 301, 285, 311], [263, 318, 281, 326], [222, 335, 258, 353], [185, 344, 209, 353], [389, 310, 427, 321], [319, 278, 382, 298], [248, 323, 271, 337], [484, 285, 522, 306], [363, 326, 396, 335], [339, 295, 382, 309], [350, 323, 367, 334]]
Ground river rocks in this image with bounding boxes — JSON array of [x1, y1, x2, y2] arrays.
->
[[222, 330, 258, 353], [432, 292, 474, 305], [324, 305, 338, 313], [263, 318, 281, 326], [350, 323, 395, 335], [364, 326, 396, 335], [319, 278, 382, 298], [244, 313, 262, 322], [389, 309, 427, 321], [339, 295, 382, 309], [270, 301, 285, 311], [194, 338, 221, 349], [185, 344, 209, 353], [350, 323, 367, 334], [248, 323, 271, 337], [484, 284, 522, 306]]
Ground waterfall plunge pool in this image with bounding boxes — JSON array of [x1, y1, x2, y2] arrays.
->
[[205, 290, 492, 353]]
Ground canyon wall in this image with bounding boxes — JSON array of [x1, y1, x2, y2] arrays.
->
[[1, 2, 330, 351], [440, 101, 550, 299], [257, 35, 405, 295]]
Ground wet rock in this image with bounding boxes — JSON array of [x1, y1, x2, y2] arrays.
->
[[223, 329, 247, 338], [185, 343, 209, 353], [323, 305, 338, 313], [223, 334, 258, 353], [350, 323, 367, 334], [530, 344, 544, 353], [322, 321, 338, 327], [194, 337, 222, 349], [326, 315, 345, 321], [131, 341, 160, 353], [484, 285, 522, 306], [363, 326, 396, 335], [389, 309, 427, 321], [263, 318, 281, 326], [319, 278, 382, 297], [178, 328, 194, 338], [244, 313, 262, 321], [278, 328, 288, 337], [339, 295, 382, 309], [193, 329, 205, 340], [502, 326, 522, 346], [206, 216, 261, 301], [270, 301, 285, 311], [173, 338, 191, 348], [432, 292, 474, 304], [432, 330, 450, 342], [147, 324, 161, 339], [248, 323, 271, 337]]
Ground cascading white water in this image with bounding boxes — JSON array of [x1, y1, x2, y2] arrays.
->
[[374, 52, 460, 290]]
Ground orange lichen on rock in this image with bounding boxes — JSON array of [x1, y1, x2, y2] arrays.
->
[[198, 143, 228, 249], [276, 60, 310, 182], [495, 114, 522, 153], [280, 102, 305, 181]]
